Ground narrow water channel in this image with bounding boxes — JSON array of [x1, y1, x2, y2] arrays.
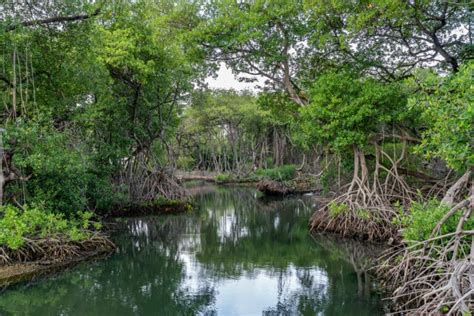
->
[[0, 184, 384, 315]]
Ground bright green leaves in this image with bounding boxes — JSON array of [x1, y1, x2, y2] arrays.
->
[[100, 27, 146, 76], [0, 205, 98, 250], [9, 120, 87, 176], [97, 1, 198, 86], [255, 164, 297, 182], [5, 119, 95, 214], [298, 71, 408, 152], [408, 62, 474, 172], [90, 1, 207, 171], [397, 199, 474, 242]]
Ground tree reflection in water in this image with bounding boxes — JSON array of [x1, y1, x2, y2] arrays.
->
[[0, 184, 384, 315]]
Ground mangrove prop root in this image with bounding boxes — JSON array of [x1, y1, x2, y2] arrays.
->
[[377, 181, 473, 315], [118, 153, 187, 203], [310, 146, 414, 242], [0, 233, 115, 266], [309, 196, 399, 242]]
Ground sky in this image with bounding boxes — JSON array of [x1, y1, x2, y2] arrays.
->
[[205, 63, 265, 91]]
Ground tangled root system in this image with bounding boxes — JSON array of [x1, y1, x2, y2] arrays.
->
[[377, 176, 473, 315], [0, 233, 115, 266]]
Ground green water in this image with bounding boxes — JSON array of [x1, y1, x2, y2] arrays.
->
[[0, 184, 384, 315]]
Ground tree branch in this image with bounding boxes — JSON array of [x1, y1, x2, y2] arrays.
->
[[6, 8, 101, 32]]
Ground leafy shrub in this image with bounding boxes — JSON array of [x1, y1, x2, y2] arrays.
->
[[176, 156, 195, 170], [215, 174, 232, 183], [86, 175, 129, 213], [264, 157, 275, 168], [7, 121, 93, 214], [399, 199, 474, 242], [6, 120, 126, 214], [255, 164, 297, 181], [0, 205, 101, 250]]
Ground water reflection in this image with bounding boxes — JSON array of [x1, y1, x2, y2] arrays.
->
[[0, 185, 383, 315]]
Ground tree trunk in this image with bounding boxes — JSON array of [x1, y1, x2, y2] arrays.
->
[[0, 172, 4, 205]]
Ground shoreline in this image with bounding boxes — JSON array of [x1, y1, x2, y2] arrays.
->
[[0, 198, 193, 290], [0, 245, 114, 289]]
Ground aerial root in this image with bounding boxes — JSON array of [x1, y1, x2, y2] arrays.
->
[[309, 193, 399, 242], [118, 153, 187, 203], [377, 184, 473, 315], [310, 146, 413, 242]]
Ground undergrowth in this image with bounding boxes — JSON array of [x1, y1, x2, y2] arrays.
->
[[255, 164, 296, 181], [394, 199, 474, 242], [0, 205, 101, 250]]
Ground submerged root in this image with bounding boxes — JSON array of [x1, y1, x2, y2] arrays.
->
[[0, 233, 115, 266], [312, 234, 386, 296]]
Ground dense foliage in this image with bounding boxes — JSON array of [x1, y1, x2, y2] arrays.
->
[[299, 71, 409, 152], [408, 62, 474, 172], [0, 1, 208, 251], [397, 199, 474, 242], [0, 205, 99, 250], [255, 165, 297, 182], [0, 1, 472, 313]]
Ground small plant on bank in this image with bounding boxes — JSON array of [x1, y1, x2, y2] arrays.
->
[[355, 209, 371, 220], [215, 174, 232, 183], [255, 164, 297, 182], [0, 205, 101, 250], [396, 199, 474, 242]]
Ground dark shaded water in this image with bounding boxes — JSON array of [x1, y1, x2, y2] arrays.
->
[[0, 184, 384, 315]]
